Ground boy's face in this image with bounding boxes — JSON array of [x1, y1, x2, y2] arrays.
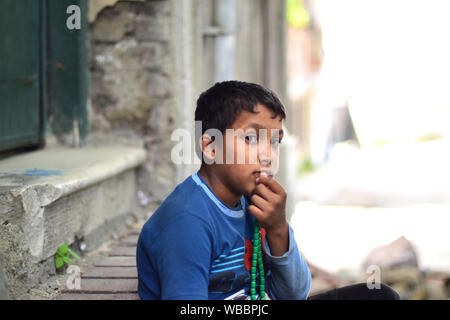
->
[[204, 103, 284, 199]]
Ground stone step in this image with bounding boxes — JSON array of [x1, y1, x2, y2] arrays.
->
[[95, 256, 137, 267], [56, 293, 139, 300], [55, 226, 142, 300], [118, 235, 139, 247], [108, 246, 136, 256], [82, 266, 137, 278], [61, 278, 138, 294], [0, 146, 146, 299]]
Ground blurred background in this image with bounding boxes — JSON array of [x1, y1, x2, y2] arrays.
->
[[0, 0, 449, 299], [287, 0, 450, 299]]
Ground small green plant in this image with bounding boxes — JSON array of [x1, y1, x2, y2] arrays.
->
[[55, 243, 80, 270]]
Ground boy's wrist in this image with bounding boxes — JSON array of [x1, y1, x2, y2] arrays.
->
[[266, 220, 288, 236], [265, 221, 289, 256]]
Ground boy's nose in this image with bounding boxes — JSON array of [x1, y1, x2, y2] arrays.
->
[[258, 140, 272, 166]]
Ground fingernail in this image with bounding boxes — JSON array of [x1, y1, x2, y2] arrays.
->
[[256, 178, 260, 183]]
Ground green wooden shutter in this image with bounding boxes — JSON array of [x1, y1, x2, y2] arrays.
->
[[46, 0, 88, 143], [0, 0, 46, 153]]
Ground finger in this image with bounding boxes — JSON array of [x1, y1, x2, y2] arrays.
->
[[256, 175, 285, 196], [247, 204, 264, 220], [250, 193, 269, 212], [253, 182, 277, 202]]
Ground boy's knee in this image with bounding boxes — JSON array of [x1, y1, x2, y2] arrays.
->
[[376, 283, 401, 300], [308, 282, 401, 300], [354, 282, 400, 300]]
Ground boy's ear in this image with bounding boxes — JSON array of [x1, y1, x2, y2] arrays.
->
[[199, 134, 216, 163]]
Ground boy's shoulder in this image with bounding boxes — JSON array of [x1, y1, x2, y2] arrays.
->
[[163, 172, 215, 216], [139, 171, 251, 246], [140, 173, 214, 237]]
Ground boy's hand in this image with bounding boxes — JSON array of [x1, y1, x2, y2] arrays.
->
[[248, 174, 289, 256]]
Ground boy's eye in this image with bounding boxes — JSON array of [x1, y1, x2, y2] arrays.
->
[[245, 135, 258, 144], [271, 138, 282, 146]]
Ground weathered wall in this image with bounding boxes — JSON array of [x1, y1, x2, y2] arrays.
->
[[234, 0, 265, 85], [87, 0, 178, 210], [0, 259, 8, 299]]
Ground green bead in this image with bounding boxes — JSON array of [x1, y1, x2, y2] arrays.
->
[[251, 220, 266, 301]]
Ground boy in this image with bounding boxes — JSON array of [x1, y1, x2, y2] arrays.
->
[[136, 81, 311, 300]]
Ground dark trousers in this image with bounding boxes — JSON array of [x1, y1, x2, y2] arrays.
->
[[307, 283, 400, 300]]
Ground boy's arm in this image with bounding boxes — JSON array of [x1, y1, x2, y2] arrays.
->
[[154, 214, 213, 300], [263, 224, 311, 300]]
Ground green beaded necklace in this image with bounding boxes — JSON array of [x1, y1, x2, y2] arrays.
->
[[250, 221, 265, 300]]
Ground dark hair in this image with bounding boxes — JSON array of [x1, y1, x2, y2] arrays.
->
[[194, 80, 286, 160]]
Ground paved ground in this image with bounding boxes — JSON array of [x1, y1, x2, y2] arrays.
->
[[56, 227, 141, 300]]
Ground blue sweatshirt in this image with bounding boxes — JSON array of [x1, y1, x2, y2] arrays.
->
[[136, 171, 311, 300]]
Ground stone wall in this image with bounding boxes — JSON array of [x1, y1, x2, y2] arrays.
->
[[87, 0, 178, 210]]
